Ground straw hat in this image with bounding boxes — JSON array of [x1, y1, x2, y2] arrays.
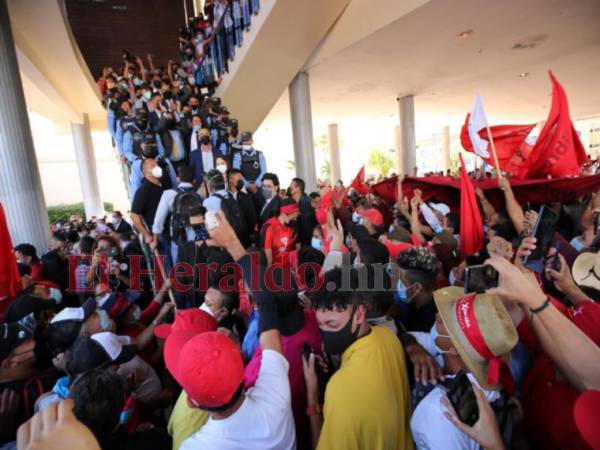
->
[[572, 251, 600, 292], [433, 287, 518, 390]]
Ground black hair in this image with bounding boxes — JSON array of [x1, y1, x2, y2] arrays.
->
[[297, 246, 325, 290], [309, 192, 321, 200], [490, 223, 516, 242], [358, 238, 389, 266], [177, 164, 194, 183], [70, 369, 125, 442], [446, 212, 460, 231], [310, 267, 366, 310], [79, 236, 96, 255], [262, 173, 280, 188], [364, 267, 393, 318], [206, 169, 225, 191], [52, 232, 67, 243], [201, 382, 245, 413], [291, 177, 305, 193], [404, 268, 436, 293], [17, 262, 31, 277], [208, 282, 240, 312], [227, 168, 242, 180]]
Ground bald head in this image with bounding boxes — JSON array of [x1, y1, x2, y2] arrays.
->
[[142, 158, 157, 180]]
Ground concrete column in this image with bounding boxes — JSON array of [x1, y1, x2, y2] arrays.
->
[[327, 123, 341, 184], [193, 0, 204, 16], [71, 114, 104, 219], [398, 95, 416, 176], [288, 72, 317, 191], [394, 125, 403, 175], [0, 0, 50, 253], [442, 125, 451, 171]]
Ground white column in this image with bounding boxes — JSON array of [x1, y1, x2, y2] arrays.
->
[[71, 114, 104, 219], [394, 125, 403, 175], [398, 95, 416, 176], [0, 0, 50, 253], [288, 72, 317, 191], [442, 125, 451, 171], [327, 123, 341, 184]]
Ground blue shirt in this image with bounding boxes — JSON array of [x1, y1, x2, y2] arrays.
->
[[232, 148, 267, 187], [129, 158, 178, 199]]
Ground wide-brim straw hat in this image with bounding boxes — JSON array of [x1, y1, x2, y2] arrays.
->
[[572, 251, 600, 292], [433, 287, 518, 390]]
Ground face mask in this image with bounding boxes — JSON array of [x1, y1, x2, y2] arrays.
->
[[395, 279, 417, 304], [131, 306, 142, 322], [143, 91, 152, 100], [262, 187, 273, 200], [358, 217, 365, 226], [192, 125, 201, 132], [352, 212, 361, 223], [448, 270, 457, 286], [151, 166, 163, 179], [49, 288, 62, 304], [345, 235, 353, 249], [200, 135, 211, 145], [311, 237, 321, 251], [200, 302, 214, 317], [235, 180, 244, 191], [97, 309, 113, 332], [430, 323, 452, 355], [188, 76, 196, 85], [216, 163, 227, 174], [320, 307, 360, 355], [287, 219, 297, 228], [242, 144, 252, 152]]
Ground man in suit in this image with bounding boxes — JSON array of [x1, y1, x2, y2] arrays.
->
[[189, 127, 218, 189], [227, 168, 257, 247], [258, 172, 281, 229], [109, 211, 132, 234]]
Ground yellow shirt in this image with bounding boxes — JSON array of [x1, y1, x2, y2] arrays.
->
[[317, 326, 414, 450], [167, 391, 209, 450]]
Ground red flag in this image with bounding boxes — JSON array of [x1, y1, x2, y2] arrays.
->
[[459, 155, 484, 257], [0, 203, 20, 306], [461, 114, 535, 175], [350, 165, 369, 195], [518, 71, 588, 179]]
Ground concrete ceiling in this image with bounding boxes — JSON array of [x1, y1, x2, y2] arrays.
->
[[266, 0, 600, 137], [8, 0, 104, 129]]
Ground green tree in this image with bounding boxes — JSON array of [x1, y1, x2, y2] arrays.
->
[[286, 160, 296, 172], [368, 149, 395, 178]]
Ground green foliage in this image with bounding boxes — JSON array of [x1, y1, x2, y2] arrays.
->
[[47, 202, 114, 224], [320, 160, 331, 179], [367, 149, 395, 178], [286, 160, 296, 172]]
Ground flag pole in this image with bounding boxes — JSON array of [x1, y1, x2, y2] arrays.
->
[[485, 124, 503, 180]]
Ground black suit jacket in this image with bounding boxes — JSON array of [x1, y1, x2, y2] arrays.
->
[[114, 220, 132, 234], [235, 190, 258, 246], [258, 196, 281, 229]]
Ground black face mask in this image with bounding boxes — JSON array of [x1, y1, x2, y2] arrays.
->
[[192, 223, 209, 241], [163, 91, 173, 100], [235, 179, 244, 191], [287, 219, 297, 228], [200, 135, 211, 145], [320, 307, 360, 355], [231, 128, 239, 138], [153, 80, 161, 89]]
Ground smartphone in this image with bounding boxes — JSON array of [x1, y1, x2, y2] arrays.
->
[[551, 241, 561, 272], [464, 264, 499, 294], [302, 343, 313, 362], [524, 205, 559, 273], [444, 371, 479, 426]]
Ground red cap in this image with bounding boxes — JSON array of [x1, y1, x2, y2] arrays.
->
[[359, 208, 383, 227], [574, 390, 600, 449], [166, 331, 244, 408], [154, 309, 217, 340]]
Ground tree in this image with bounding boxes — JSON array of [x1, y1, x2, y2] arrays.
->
[[286, 160, 296, 172], [368, 149, 395, 178]]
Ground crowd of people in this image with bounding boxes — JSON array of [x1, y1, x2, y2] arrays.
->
[[3, 4, 600, 450]]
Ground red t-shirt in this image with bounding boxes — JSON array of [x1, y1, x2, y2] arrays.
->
[[263, 218, 296, 266]]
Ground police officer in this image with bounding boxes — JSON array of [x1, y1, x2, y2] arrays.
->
[[122, 108, 152, 164]]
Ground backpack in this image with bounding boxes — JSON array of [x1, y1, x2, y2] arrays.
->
[[171, 188, 203, 242], [214, 193, 248, 244]]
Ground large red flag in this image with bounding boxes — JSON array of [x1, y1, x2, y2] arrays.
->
[[460, 114, 535, 175], [350, 165, 369, 195], [459, 155, 484, 257], [0, 203, 20, 306], [518, 71, 588, 179]]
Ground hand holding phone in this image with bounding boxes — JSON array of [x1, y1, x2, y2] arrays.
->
[[523, 205, 559, 273], [464, 265, 499, 294], [205, 211, 220, 230]]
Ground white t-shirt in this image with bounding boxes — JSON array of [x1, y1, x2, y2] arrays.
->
[[410, 373, 500, 450], [180, 350, 296, 450]]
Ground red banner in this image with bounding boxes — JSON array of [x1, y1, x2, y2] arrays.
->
[[371, 174, 600, 210]]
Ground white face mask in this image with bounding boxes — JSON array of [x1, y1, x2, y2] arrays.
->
[[352, 212, 361, 223], [151, 166, 163, 179], [216, 163, 227, 174], [97, 309, 113, 332], [448, 270, 457, 286], [49, 288, 62, 304], [200, 302, 214, 317], [132, 306, 142, 322], [242, 144, 252, 152]]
